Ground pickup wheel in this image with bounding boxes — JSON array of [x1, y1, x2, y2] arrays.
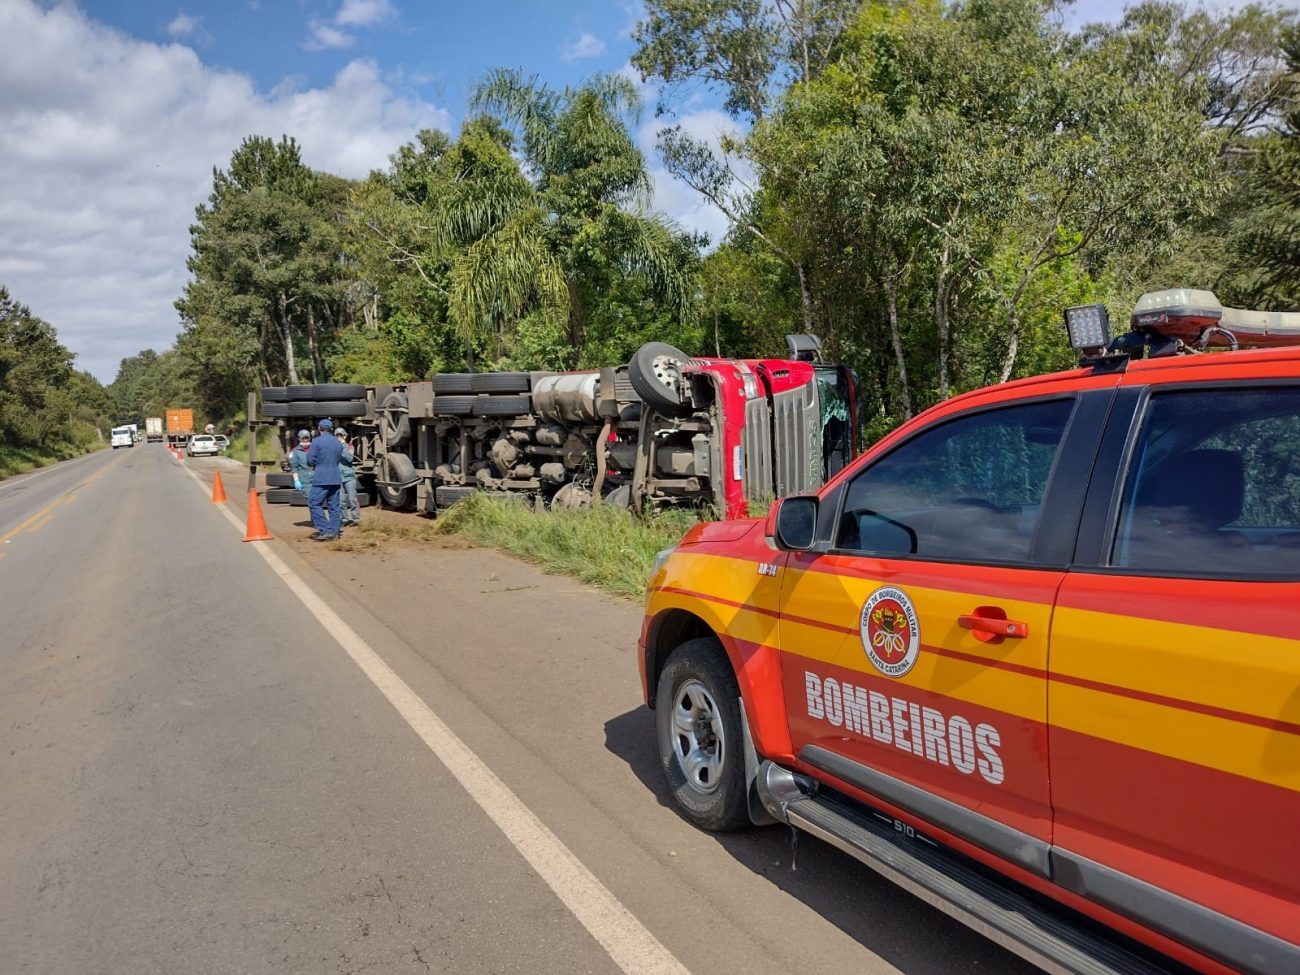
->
[[655, 638, 749, 831]]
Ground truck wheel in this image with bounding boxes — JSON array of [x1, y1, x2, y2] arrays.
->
[[305, 400, 368, 419], [435, 485, 476, 508], [432, 395, 475, 417], [265, 473, 295, 488], [261, 386, 289, 402], [472, 394, 531, 417], [471, 372, 531, 393], [629, 342, 691, 416], [260, 403, 289, 418], [380, 391, 410, 448], [432, 373, 474, 394], [377, 451, 416, 510], [310, 383, 365, 400], [655, 638, 749, 831], [287, 384, 315, 400]]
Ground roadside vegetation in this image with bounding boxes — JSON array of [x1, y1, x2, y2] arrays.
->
[[436, 496, 699, 599], [344, 495, 699, 599], [0, 287, 112, 477]]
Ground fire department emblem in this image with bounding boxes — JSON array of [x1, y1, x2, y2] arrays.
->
[[860, 586, 920, 678]]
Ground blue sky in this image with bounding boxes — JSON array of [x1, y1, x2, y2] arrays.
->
[[0, 0, 1258, 382], [82, 0, 647, 119]]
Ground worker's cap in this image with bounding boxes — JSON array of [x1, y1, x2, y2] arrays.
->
[[318, 418, 333, 431], [334, 427, 348, 437], [296, 428, 310, 440]]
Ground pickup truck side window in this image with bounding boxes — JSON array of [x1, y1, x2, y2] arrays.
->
[[835, 398, 1074, 564], [1111, 387, 1300, 578]]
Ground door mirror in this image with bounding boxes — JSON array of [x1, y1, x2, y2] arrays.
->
[[773, 495, 818, 551]]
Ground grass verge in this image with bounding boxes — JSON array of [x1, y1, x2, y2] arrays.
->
[[348, 494, 700, 599], [0, 441, 106, 479]]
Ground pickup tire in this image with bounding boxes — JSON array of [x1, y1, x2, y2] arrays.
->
[[655, 638, 749, 831], [629, 342, 691, 416]]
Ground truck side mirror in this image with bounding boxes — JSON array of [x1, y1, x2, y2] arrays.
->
[[771, 496, 818, 551]]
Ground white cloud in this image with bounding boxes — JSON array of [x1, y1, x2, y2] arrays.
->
[[561, 32, 607, 63], [166, 12, 198, 39], [304, 21, 353, 51], [0, 0, 451, 382], [335, 0, 395, 27]]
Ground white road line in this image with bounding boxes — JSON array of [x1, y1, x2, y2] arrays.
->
[[183, 466, 691, 975]]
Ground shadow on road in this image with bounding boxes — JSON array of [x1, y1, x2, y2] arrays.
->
[[603, 705, 1035, 975]]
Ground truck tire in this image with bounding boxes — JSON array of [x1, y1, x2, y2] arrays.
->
[[435, 485, 476, 507], [432, 373, 474, 394], [260, 403, 289, 418], [266, 488, 308, 506], [287, 384, 315, 401], [266, 472, 295, 488], [287, 401, 318, 418], [604, 484, 632, 510], [355, 491, 372, 508], [630, 342, 691, 416], [261, 386, 289, 402], [471, 372, 531, 393], [305, 400, 368, 419], [380, 391, 410, 448], [377, 451, 416, 510], [310, 383, 365, 400], [432, 395, 475, 417], [655, 638, 749, 831], [472, 394, 531, 417]]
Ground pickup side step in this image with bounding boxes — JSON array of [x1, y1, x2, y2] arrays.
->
[[777, 787, 1188, 975]]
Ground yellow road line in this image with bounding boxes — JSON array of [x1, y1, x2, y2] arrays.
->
[[0, 458, 117, 545]]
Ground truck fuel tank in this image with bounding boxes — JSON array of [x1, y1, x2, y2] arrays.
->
[[533, 373, 600, 424]]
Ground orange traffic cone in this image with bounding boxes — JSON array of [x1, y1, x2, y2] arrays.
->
[[211, 471, 228, 504], [242, 489, 273, 542]]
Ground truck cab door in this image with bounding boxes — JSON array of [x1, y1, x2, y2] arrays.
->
[[776, 388, 1110, 882]]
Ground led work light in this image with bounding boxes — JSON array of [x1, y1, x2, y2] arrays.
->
[[1064, 304, 1112, 352]]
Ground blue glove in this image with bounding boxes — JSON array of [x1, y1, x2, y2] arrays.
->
[[293, 475, 302, 491]]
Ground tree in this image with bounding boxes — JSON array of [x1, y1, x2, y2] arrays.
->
[[176, 135, 357, 416], [447, 71, 697, 360]]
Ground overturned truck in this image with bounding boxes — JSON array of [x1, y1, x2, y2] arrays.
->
[[256, 337, 858, 519]]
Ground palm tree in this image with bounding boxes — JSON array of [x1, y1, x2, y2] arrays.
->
[[442, 70, 695, 354]]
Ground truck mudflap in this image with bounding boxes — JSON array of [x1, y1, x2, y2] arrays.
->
[[752, 759, 1191, 975]]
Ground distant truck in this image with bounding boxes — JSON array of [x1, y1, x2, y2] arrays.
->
[[145, 417, 164, 443], [110, 425, 134, 449], [165, 408, 194, 449]]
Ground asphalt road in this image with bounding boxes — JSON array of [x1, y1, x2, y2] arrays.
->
[[0, 445, 1037, 975]]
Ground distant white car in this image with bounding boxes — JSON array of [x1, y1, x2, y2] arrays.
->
[[212, 435, 230, 452], [187, 434, 220, 458], [110, 426, 134, 449]]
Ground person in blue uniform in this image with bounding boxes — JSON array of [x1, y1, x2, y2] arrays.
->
[[287, 429, 312, 496], [336, 427, 360, 527], [305, 418, 345, 540]]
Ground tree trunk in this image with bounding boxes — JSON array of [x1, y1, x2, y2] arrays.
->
[[566, 279, 586, 351], [277, 294, 299, 384], [796, 263, 814, 335], [935, 264, 951, 401], [306, 305, 324, 381], [884, 277, 913, 419], [998, 303, 1021, 384]]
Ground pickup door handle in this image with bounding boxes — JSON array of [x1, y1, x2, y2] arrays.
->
[[958, 607, 1029, 642]]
